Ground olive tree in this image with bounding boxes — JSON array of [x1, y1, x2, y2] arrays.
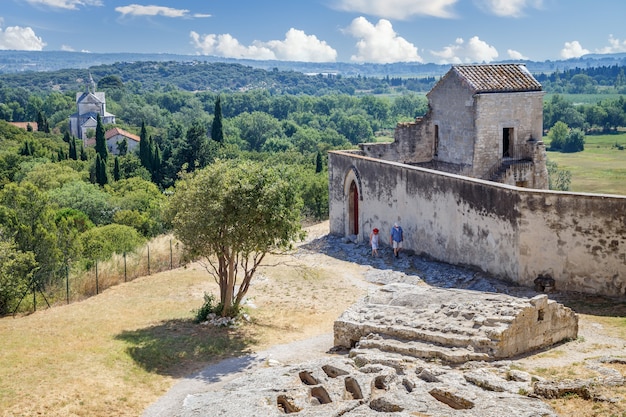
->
[[167, 159, 304, 317]]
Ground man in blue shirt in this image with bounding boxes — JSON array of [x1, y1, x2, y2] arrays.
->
[[390, 223, 404, 258]]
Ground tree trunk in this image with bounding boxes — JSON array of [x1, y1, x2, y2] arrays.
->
[[222, 251, 235, 317]]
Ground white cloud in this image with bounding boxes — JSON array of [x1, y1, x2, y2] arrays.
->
[[61, 44, 74, 51], [0, 25, 46, 50], [25, 0, 102, 10], [430, 36, 498, 64], [190, 30, 337, 62], [265, 29, 337, 62], [560, 40, 589, 59], [115, 5, 191, 18], [507, 49, 528, 60], [474, 0, 543, 17], [332, 0, 457, 20], [595, 35, 626, 54], [344, 17, 422, 63]]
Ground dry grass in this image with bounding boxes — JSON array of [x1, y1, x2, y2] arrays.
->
[[0, 225, 365, 417], [537, 363, 626, 417]]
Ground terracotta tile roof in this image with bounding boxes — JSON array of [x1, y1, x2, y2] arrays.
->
[[105, 127, 140, 142], [452, 64, 542, 93]]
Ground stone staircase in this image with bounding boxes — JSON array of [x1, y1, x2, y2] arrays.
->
[[334, 283, 578, 363]]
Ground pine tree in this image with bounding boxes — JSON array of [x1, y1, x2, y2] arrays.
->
[[211, 95, 224, 145], [94, 114, 108, 161], [63, 131, 71, 143]]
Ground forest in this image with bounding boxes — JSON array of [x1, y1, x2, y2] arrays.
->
[[2, 60, 626, 314]]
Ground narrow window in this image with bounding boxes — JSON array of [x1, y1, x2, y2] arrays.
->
[[434, 125, 439, 157]]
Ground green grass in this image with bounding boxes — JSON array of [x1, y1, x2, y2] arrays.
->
[[545, 131, 626, 195]]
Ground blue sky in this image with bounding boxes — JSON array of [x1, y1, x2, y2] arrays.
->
[[1, 0, 625, 64]]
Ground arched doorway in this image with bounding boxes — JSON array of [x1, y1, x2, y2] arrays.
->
[[348, 181, 359, 235]]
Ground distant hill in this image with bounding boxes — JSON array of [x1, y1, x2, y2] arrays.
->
[[2, 50, 626, 78]]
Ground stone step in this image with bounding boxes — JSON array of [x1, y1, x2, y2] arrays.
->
[[354, 335, 492, 364], [336, 320, 497, 352]]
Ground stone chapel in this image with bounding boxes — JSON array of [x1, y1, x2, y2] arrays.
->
[[68, 73, 116, 141]]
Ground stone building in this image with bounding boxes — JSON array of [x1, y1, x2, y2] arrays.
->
[[68, 73, 116, 141], [328, 64, 626, 297], [360, 64, 548, 189]]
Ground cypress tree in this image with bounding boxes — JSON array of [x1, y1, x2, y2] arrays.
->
[[113, 156, 121, 181], [315, 151, 323, 173], [94, 114, 108, 161], [211, 95, 224, 145], [79, 140, 87, 161], [69, 137, 77, 160], [36, 111, 44, 132], [139, 122, 150, 169], [95, 154, 108, 186], [151, 143, 162, 184]]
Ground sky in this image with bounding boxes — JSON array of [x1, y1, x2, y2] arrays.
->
[[1, 0, 626, 65]]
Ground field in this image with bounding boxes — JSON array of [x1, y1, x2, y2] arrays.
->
[[545, 131, 626, 195]]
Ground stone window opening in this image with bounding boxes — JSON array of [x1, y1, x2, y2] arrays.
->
[[537, 309, 545, 321], [434, 124, 439, 157]]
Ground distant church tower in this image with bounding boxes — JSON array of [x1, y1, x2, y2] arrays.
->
[[68, 73, 116, 140]]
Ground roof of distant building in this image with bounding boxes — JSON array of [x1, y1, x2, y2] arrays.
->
[[105, 127, 140, 142]]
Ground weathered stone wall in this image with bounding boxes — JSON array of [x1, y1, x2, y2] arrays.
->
[[329, 151, 626, 297], [360, 113, 434, 164], [472, 91, 544, 178], [427, 71, 476, 166]]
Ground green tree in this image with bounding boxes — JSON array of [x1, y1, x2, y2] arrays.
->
[[80, 224, 144, 262], [315, 151, 323, 173], [94, 114, 107, 161], [113, 156, 121, 181], [547, 160, 571, 191], [95, 153, 108, 186], [68, 136, 77, 160], [0, 182, 63, 292], [211, 95, 224, 145], [562, 128, 585, 153], [167, 160, 304, 317], [547, 121, 568, 151], [0, 239, 36, 315]]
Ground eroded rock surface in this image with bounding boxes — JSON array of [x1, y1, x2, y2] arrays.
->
[[180, 352, 557, 416], [334, 283, 578, 363]]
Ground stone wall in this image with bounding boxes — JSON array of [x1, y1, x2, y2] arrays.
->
[[329, 150, 626, 297]]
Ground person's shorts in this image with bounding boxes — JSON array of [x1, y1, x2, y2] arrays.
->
[[392, 241, 402, 249]]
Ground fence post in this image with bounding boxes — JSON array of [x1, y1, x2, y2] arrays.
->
[[147, 245, 151, 275], [95, 260, 99, 295], [124, 252, 127, 282], [170, 239, 173, 270], [66, 264, 69, 304]]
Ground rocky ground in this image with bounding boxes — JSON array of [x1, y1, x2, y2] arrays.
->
[[143, 221, 625, 417]]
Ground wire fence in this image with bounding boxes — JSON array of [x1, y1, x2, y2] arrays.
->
[[15, 235, 187, 314]]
